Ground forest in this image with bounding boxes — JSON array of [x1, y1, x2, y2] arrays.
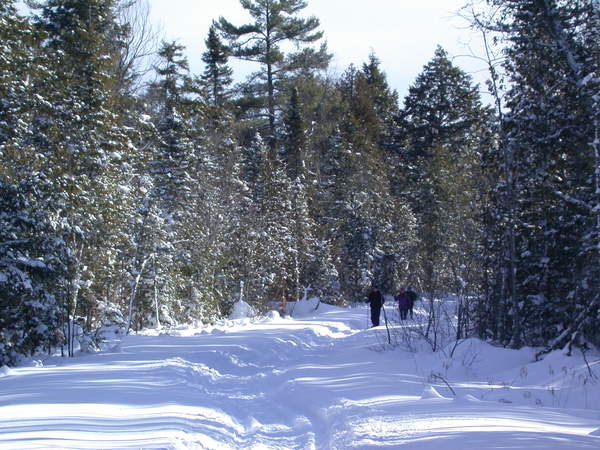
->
[[0, 0, 598, 366]]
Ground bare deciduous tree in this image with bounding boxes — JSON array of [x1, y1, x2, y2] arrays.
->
[[115, 0, 160, 94]]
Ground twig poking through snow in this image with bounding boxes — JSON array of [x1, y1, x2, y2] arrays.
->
[[430, 372, 456, 396]]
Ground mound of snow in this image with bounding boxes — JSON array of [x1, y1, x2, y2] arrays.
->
[[229, 300, 257, 320], [253, 310, 283, 324], [439, 338, 535, 379], [0, 366, 11, 377], [421, 385, 446, 400], [289, 297, 321, 316], [266, 310, 281, 320]]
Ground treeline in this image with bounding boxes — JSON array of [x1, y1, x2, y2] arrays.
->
[[0, 0, 598, 365]]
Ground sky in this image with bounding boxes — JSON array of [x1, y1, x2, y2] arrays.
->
[[1, 298, 599, 448], [149, 0, 491, 102]]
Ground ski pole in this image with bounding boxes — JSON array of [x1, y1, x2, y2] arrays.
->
[[382, 304, 391, 344]]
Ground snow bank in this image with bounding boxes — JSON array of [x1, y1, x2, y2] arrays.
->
[[288, 297, 321, 316], [432, 338, 536, 380], [265, 310, 280, 321], [228, 300, 257, 320]]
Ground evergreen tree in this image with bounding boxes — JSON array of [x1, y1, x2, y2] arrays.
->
[[150, 41, 196, 220], [397, 47, 493, 301], [318, 63, 415, 301], [280, 87, 334, 303], [235, 133, 271, 305], [0, 1, 35, 172], [360, 52, 400, 148], [0, 3, 84, 360], [282, 87, 306, 182], [0, 180, 69, 366], [216, 0, 330, 148], [201, 24, 233, 108], [483, 0, 600, 351], [241, 140, 295, 308], [32, 0, 136, 355], [144, 40, 214, 326], [203, 123, 250, 316], [124, 173, 174, 332]]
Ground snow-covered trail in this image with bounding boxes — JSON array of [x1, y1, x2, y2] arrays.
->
[[0, 304, 599, 449]]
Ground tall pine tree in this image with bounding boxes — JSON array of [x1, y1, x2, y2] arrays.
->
[[216, 0, 330, 148]]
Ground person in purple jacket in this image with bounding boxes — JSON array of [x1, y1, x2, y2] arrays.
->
[[395, 287, 410, 321]]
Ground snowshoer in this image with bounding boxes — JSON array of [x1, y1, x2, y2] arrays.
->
[[395, 288, 410, 321], [367, 286, 384, 327]]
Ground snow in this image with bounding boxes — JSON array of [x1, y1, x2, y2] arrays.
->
[[0, 303, 599, 449], [228, 300, 257, 320], [420, 385, 445, 399]]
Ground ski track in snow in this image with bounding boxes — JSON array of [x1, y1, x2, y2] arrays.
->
[[0, 305, 599, 449]]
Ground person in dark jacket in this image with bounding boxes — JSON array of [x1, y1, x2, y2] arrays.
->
[[395, 288, 410, 321], [367, 286, 384, 327]]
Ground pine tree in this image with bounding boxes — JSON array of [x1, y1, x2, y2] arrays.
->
[[280, 87, 333, 303], [216, 0, 330, 148], [282, 87, 306, 182], [31, 0, 136, 354], [150, 41, 196, 220], [235, 134, 270, 305], [316, 62, 415, 301], [203, 125, 250, 316], [360, 52, 400, 148], [0, 3, 85, 360], [483, 0, 600, 351], [144, 40, 215, 326], [0, 0, 29, 163], [398, 47, 493, 296], [0, 180, 69, 366], [0, 0, 48, 184], [245, 141, 295, 308], [201, 24, 233, 108]]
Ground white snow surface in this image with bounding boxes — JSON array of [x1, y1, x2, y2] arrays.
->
[[1, 302, 599, 449], [228, 300, 257, 320]]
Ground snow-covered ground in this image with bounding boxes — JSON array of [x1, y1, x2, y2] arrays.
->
[[1, 300, 599, 449]]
